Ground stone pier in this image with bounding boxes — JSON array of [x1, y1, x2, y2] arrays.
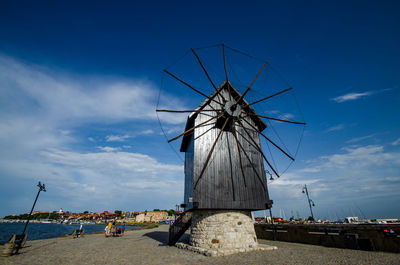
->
[[176, 210, 277, 256]]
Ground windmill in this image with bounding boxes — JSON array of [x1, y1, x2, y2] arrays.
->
[[157, 44, 305, 255]]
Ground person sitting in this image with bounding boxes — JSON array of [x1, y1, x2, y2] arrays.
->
[[104, 223, 112, 237]]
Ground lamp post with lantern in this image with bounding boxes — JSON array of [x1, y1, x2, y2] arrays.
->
[[302, 184, 315, 221]]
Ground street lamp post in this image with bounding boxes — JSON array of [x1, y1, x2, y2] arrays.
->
[[302, 184, 315, 221], [15, 181, 46, 254], [175, 204, 180, 221]]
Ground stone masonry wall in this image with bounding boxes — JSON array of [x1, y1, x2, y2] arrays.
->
[[190, 210, 258, 249]]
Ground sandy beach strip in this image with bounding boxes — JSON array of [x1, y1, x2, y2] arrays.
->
[[1, 224, 399, 265]]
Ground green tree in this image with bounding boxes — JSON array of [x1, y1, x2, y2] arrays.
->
[[153, 209, 160, 212], [20, 214, 30, 220], [114, 210, 122, 217], [49, 212, 59, 220], [307, 216, 315, 222], [167, 209, 176, 216], [4, 215, 17, 220]]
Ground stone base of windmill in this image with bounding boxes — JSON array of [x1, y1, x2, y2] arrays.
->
[[176, 210, 277, 257]]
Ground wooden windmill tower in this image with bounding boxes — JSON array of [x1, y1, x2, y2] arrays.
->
[[180, 80, 273, 211], [157, 45, 305, 255]]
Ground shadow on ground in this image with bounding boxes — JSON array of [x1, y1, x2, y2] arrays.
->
[[142, 231, 168, 245], [142, 231, 190, 247]]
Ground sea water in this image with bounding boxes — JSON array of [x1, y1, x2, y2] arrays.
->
[[0, 222, 140, 244]]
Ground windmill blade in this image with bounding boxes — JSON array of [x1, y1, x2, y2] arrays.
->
[[168, 113, 224, 143], [235, 128, 264, 155], [233, 122, 266, 191], [222, 44, 234, 101], [222, 44, 229, 82], [191, 48, 227, 103], [232, 122, 247, 187], [243, 87, 293, 108], [194, 117, 231, 189], [246, 112, 306, 125], [241, 117, 295, 161], [163, 69, 223, 106], [156, 109, 222, 113], [235, 61, 268, 105], [236, 119, 281, 178]]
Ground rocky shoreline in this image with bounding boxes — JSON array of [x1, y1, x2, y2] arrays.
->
[[1, 225, 399, 264]]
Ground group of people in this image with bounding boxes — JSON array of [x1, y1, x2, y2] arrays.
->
[[104, 220, 126, 237]]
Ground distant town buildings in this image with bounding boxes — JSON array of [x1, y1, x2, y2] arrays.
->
[[2, 209, 180, 224], [3, 210, 399, 225]]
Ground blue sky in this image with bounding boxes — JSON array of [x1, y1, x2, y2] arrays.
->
[[0, 1, 399, 219]]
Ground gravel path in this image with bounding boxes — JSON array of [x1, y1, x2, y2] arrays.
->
[[1, 225, 399, 265]]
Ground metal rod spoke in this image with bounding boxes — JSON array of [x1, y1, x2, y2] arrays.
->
[[234, 122, 266, 191], [222, 44, 233, 101], [236, 61, 268, 105], [236, 119, 281, 178], [245, 112, 306, 125], [194, 117, 231, 189], [232, 121, 247, 187], [191, 48, 227, 103], [241, 117, 295, 161], [191, 48, 218, 90], [222, 44, 229, 82], [156, 109, 222, 113], [244, 87, 293, 108], [168, 113, 224, 143], [163, 69, 223, 106], [225, 132, 236, 201]]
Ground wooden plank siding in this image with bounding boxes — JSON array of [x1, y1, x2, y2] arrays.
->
[[183, 136, 194, 211], [182, 82, 272, 210]]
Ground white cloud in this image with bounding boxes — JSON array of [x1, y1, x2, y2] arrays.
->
[[320, 145, 400, 168], [106, 134, 131, 142], [97, 146, 121, 152], [325, 124, 344, 132], [268, 144, 400, 219], [265, 110, 295, 120], [384, 176, 400, 182], [392, 138, 400, 146], [346, 134, 377, 143], [332, 88, 392, 103], [278, 113, 295, 120], [139, 129, 154, 135], [0, 54, 187, 125], [59, 130, 71, 136], [0, 146, 184, 213], [297, 167, 321, 173], [0, 54, 187, 215], [6, 148, 184, 212], [332, 91, 373, 103], [105, 130, 155, 142]]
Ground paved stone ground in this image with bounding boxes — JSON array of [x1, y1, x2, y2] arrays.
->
[[1, 225, 399, 265]]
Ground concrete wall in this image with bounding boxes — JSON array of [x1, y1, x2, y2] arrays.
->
[[255, 223, 400, 253]]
